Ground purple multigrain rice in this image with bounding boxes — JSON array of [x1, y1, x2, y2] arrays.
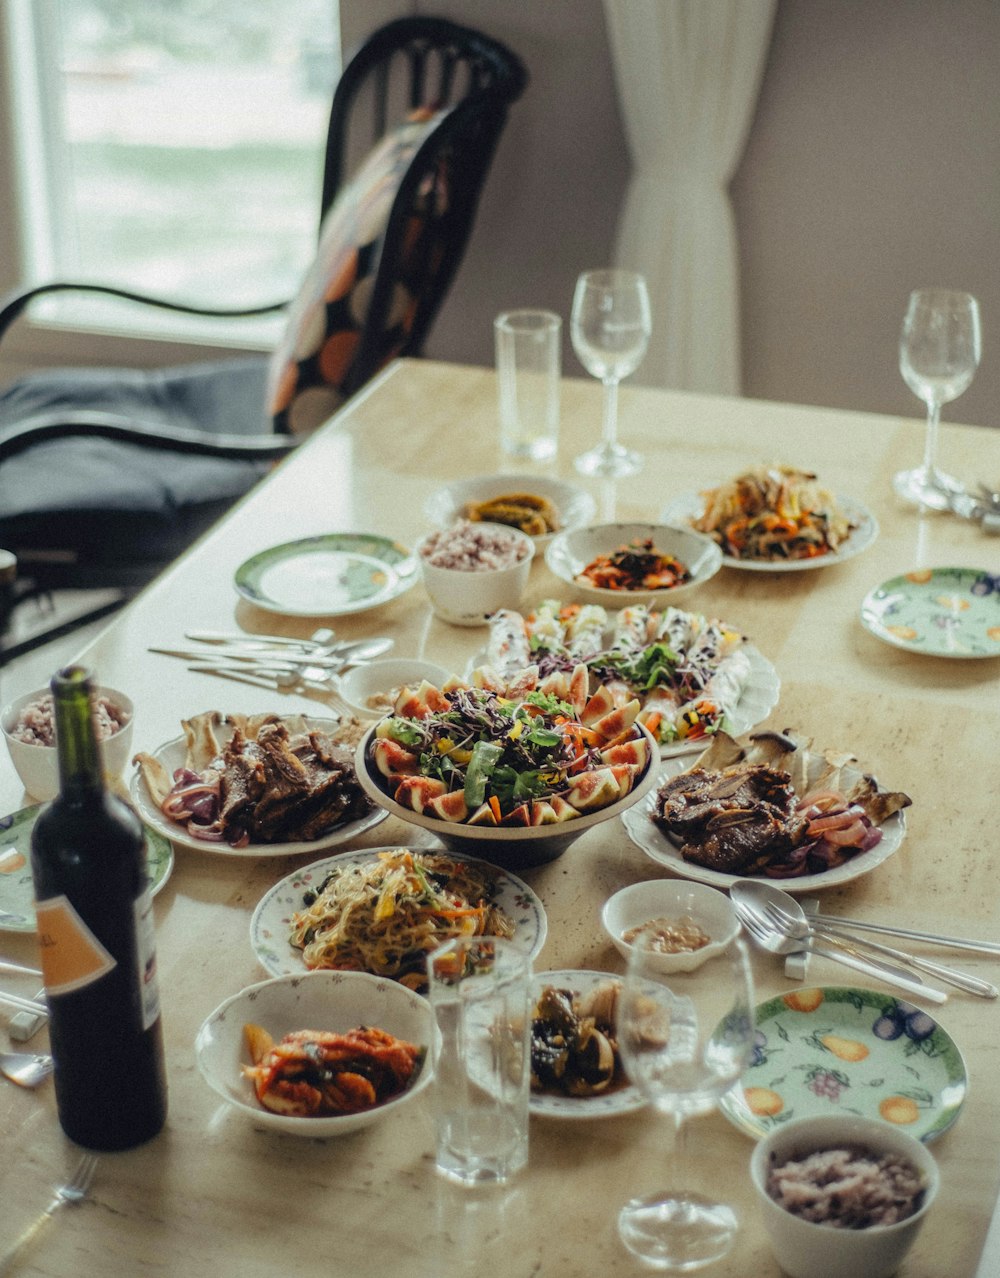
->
[[420, 520, 529, 571], [9, 692, 129, 747], [766, 1145, 925, 1229]]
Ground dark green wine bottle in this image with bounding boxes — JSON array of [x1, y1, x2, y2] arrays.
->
[[30, 665, 167, 1150]]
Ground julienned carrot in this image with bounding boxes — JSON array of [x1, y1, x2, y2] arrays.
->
[[488, 795, 502, 822]]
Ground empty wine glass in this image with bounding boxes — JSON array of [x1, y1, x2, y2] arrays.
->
[[895, 289, 981, 509], [616, 932, 755, 1271], [571, 268, 651, 477]]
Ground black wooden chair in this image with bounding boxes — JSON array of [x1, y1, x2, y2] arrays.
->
[[0, 16, 526, 627]]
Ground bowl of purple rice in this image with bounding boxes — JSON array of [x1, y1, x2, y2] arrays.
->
[[2, 681, 134, 801], [749, 1114, 940, 1278]]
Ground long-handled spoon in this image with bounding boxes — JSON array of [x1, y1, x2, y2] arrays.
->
[[731, 890, 947, 1004], [761, 899, 997, 999]]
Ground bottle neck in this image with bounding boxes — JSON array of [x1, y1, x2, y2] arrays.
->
[[52, 665, 104, 797]]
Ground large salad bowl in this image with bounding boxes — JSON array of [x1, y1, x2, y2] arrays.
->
[[356, 719, 660, 870]]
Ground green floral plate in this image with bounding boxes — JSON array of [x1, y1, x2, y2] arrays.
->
[[234, 533, 418, 617], [720, 985, 967, 1143], [0, 804, 174, 933], [860, 567, 1000, 658]]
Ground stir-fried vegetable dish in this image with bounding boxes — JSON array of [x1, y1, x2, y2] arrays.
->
[[576, 537, 691, 591], [691, 464, 856, 561]]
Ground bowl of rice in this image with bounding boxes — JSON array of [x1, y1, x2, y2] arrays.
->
[[749, 1114, 940, 1278], [2, 682, 134, 801], [416, 520, 534, 626]]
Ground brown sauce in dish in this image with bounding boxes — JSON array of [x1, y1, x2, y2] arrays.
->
[[623, 914, 711, 954]]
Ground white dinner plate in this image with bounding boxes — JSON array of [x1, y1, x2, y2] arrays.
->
[[423, 473, 597, 547], [234, 532, 418, 616], [660, 493, 879, 572], [129, 716, 387, 858], [529, 970, 646, 1120], [621, 755, 907, 893], [250, 846, 548, 977]]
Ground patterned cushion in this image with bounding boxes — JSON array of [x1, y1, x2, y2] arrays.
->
[[268, 108, 450, 435]]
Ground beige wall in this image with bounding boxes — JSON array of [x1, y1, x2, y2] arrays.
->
[[344, 0, 999, 433]]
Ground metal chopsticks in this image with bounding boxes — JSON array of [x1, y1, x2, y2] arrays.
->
[[811, 913, 1000, 957]]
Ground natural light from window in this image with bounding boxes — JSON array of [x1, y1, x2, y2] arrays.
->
[[8, 0, 339, 333]]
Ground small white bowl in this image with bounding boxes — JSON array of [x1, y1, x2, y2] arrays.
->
[[194, 970, 434, 1137], [545, 521, 722, 607], [416, 521, 535, 627], [2, 684, 134, 801], [337, 658, 450, 718], [749, 1115, 940, 1278], [601, 879, 739, 972]]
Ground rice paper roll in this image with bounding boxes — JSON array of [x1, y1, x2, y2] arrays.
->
[[565, 604, 607, 656], [653, 606, 699, 657], [700, 648, 752, 712], [613, 604, 653, 652], [526, 600, 566, 650], [486, 609, 531, 675]]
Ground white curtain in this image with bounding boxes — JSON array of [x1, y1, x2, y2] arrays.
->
[[603, 0, 776, 395]]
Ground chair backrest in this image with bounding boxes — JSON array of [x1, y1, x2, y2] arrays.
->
[[316, 16, 527, 401]]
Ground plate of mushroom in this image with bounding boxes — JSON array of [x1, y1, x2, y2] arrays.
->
[[529, 970, 646, 1119]]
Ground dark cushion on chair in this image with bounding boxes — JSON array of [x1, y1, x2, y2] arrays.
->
[[267, 108, 449, 436], [0, 357, 273, 574]]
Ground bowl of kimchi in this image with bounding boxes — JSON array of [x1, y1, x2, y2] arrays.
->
[[194, 970, 434, 1136], [354, 675, 660, 869]]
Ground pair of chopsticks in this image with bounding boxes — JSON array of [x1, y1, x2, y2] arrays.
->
[[0, 990, 46, 1016], [809, 913, 1000, 957]]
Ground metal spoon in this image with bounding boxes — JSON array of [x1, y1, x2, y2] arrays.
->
[[0, 1050, 54, 1088], [759, 895, 998, 999], [731, 881, 947, 1004]]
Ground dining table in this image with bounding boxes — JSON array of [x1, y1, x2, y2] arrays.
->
[[1, 356, 999, 1277]]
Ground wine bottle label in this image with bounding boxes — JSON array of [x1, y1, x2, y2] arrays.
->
[[35, 894, 118, 995], [134, 888, 161, 1031]]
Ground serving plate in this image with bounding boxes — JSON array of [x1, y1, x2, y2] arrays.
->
[[660, 493, 879, 573], [130, 717, 387, 858], [0, 803, 173, 933], [250, 846, 548, 977], [621, 754, 907, 893], [544, 521, 722, 606], [528, 970, 646, 1120], [860, 567, 1000, 658], [234, 532, 418, 616], [424, 473, 596, 547], [720, 985, 967, 1143]]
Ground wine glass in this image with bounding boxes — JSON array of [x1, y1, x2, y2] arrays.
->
[[615, 932, 755, 1271], [571, 268, 651, 477], [895, 289, 981, 509]]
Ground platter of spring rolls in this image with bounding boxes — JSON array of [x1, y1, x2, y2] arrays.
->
[[473, 600, 779, 757]]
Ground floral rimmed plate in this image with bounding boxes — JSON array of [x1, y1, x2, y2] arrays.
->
[[860, 567, 1000, 658], [621, 753, 907, 894], [0, 804, 173, 933], [719, 985, 967, 1143], [528, 969, 646, 1120], [234, 533, 418, 617], [660, 493, 879, 572], [250, 846, 548, 978]]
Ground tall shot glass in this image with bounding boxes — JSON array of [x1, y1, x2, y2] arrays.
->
[[427, 936, 532, 1187], [495, 309, 561, 462]]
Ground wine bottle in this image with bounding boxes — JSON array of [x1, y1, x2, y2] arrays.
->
[[30, 665, 167, 1150]]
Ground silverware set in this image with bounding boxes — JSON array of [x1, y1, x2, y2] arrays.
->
[[730, 879, 1000, 1005], [146, 627, 394, 697], [948, 480, 1000, 533]]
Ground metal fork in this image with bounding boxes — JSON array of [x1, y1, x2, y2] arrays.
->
[[762, 901, 998, 999], [0, 1154, 98, 1275]]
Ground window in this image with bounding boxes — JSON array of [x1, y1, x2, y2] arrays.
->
[[2, 0, 340, 342]]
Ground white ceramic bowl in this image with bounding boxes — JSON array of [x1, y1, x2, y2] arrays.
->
[[601, 879, 739, 972], [356, 721, 660, 870], [194, 970, 435, 1137], [2, 684, 134, 802], [544, 521, 722, 607], [423, 473, 597, 548], [337, 658, 450, 719], [416, 522, 535, 626], [749, 1114, 939, 1278]]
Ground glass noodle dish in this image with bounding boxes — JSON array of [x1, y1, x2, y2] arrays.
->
[[691, 464, 856, 561], [485, 601, 754, 748]]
